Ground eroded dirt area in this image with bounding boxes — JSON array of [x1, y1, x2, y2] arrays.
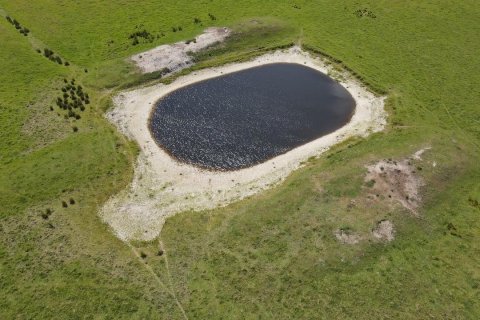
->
[[334, 148, 430, 245], [365, 149, 429, 215], [131, 27, 231, 74]]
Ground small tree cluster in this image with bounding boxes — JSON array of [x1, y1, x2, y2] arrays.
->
[[53, 78, 90, 121], [129, 29, 154, 46], [5, 16, 30, 36], [42, 48, 68, 66]]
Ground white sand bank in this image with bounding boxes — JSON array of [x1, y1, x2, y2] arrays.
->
[[102, 46, 386, 241]]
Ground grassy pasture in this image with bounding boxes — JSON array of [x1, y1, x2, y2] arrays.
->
[[0, 0, 479, 319]]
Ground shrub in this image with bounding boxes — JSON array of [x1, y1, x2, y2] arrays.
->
[[44, 48, 54, 58], [208, 13, 217, 20], [194, 17, 201, 24], [64, 61, 70, 66], [6, 16, 12, 24], [84, 69, 88, 73], [62, 201, 68, 208], [69, 198, 75, 205], [178, 26, 182, 31], [140, 251, 147, 259], [72, 126, 78, 132], [172, 27, 177, 32], [75, 114, 81, 120]]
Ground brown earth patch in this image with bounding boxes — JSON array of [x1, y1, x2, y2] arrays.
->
[[372, 220, 395, 242], [364, 149, 428, 214]]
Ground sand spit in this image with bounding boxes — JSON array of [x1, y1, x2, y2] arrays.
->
[[131, 27, 231, 74], [103, 46, 386, 241]]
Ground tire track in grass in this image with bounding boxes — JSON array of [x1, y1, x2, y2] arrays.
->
[[128, 242, 189, 320]]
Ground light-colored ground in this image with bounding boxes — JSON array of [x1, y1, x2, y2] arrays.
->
[[102, 46, 386, 241], [131, 27, 231, 74], [364, 148, 430, 215], [372, 220, 395, 242]]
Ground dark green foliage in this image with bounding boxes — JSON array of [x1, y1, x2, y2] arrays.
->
[[61, 201, 68, 208], [171, 26, 177, 32], [208, 13, 217, 20], [72, 126, 78, 132], [69, 198, 75, 205], [43, 48, 53, 58], [193, 17, 201, 24], [128, 29, 154, 45], [140, 251, 147, 259], [64, 61, 70, 66]]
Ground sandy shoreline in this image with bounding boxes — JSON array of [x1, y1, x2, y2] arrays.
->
[[102, 46, 386, 241]]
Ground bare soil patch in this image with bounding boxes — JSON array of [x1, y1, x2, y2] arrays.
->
[[372, 220, 395, 242], [131, 27, 231, 74], [364, 149, 429, 214], [334, 229, 362, 244]]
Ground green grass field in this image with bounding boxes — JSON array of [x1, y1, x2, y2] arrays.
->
[[0, 1, 479, 319]]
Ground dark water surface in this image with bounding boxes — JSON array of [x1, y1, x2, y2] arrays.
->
[[149, 63, 355, 170]]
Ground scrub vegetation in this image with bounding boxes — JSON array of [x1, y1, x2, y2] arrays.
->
[[0, 0, 479, 319]]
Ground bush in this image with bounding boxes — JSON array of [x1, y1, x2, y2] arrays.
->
[[208, 13, 217, 20], [140, 251, 147, 259], [72, 126, 78, 132], [64, 61, 70, 66], [62, 201, 68, 208], [194, 17, 201, 24], [69, 198, 75, 205], [172, 27, 177, 32]]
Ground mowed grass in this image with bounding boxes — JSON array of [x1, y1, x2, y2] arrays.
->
[[0, 0, 479, 319]]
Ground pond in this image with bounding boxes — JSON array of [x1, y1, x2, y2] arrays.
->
[[149, 63, 355, 170]]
